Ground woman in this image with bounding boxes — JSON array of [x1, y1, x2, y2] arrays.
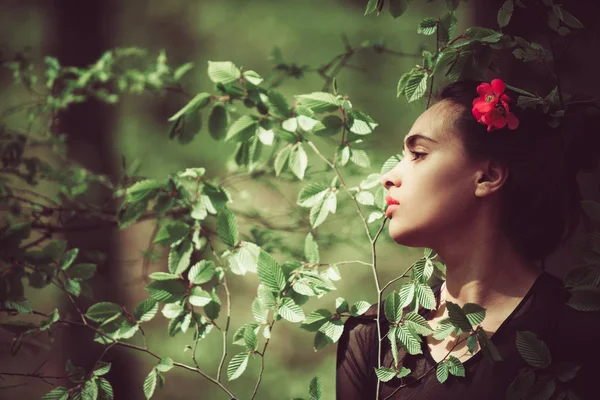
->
[[336, 79, 600, 399]]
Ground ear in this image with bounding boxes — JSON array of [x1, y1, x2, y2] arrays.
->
[[474, 160, 508, 198]]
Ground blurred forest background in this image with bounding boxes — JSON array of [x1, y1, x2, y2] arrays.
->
[[1, 0, 599, 399]]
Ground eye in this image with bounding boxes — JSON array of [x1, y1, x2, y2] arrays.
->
[[410, 150, 426, 161]]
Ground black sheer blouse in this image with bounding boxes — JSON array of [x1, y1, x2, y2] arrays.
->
[[336, 272, 599, 399]]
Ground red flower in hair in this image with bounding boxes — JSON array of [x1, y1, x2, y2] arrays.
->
[[472, 79, 519, 132]]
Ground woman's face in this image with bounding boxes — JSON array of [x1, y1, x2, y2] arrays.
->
[[380, 101, 484, 248]]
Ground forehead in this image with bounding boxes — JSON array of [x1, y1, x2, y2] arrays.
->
[[404, 101, 459, 148]]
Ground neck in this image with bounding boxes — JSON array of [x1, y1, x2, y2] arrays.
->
[[434, 228, 542, 311]]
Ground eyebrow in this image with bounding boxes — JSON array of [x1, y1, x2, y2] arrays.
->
[[403, 134, 439, 148]]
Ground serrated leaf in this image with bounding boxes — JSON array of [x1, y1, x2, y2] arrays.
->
[[97, 378, 114, 400], [309, 376, 322, 400], [301, 309, 332, 332], [447, 355, 465, 377], [389, 0, 408, 18], [93, 362, 111, 377], [304, 232, 319, 264], [385, 291, 403, 323], [156, 357, 174, 372], [154, 222, 190, 246], [380, 154, 402, 174], [318, 319, 344, 343], [42, 387, 70, 400], [289, 143, 308, 180], [208, 61, 241, 84], [134, 298, 159, 323], [279, 297, 305, 322], [168, 93, 211, 122], [399, 282, 415, 309], [397, 323, 422, 355], [506, 368, 535, 400], [188, 260, 216, 284], [567, 286, 600, 311], [274, 144, 292, 176], [86, 302, 122, 323], [217, 208, 238, 247], [297, 183, 330, 208], [404, 311, 434, 335], [161, 303, 184, 319], [351, 301, 371, 316], [497, 0, 514, 28], [225, 115, 257, 142], [296, 92, 340, 113], [375, 367, 397, 382], [68, 263, 97, 281], [168, 238, 193, 275], [434, 318, 456, 340], [227, 352, 250, 381], [350, 149, 371, 168], [208, 104, 228, 140], [463, 303, 486, 327], [143, 369, 158, 399], [418, 17, 438, 35], [228, 241, 261, 275], [125, 180, 163, 203], [243, 70, 263, 85], [405, 71, 429, 103], [61, 248, 79, 270], [466, 334, 478, 354], [257, 251, 286, 292], [145, 280, 186, 303], [267, 90, 291, 118], [347, 110, 378, 135], [516, 331, 551, 368], [436, 362, 449, 383], [446, 301, 472, 331], [476, 328, 503, 362], [189, 286, 212, 307]]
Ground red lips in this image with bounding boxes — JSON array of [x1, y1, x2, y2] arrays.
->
[[386, 195, 399, 206]]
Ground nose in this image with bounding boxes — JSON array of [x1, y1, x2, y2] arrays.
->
[[381, 166, 400, 190]]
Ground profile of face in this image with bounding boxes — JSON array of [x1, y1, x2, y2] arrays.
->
[[380, 100, 492, 249]]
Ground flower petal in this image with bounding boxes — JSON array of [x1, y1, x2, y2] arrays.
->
[[477, 83, 493, 97], [491, 79, 506, 96], [507, 112, 520, 130], [500, 94, 511, 103], [473, 98, 494, 113]]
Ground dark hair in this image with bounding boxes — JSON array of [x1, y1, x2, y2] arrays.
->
[[436, 80, 600, 262]]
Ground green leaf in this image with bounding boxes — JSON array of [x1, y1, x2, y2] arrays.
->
[[467, 334, 478, 354], [415, 283, 436, 310], [279, 297, 306, 322], [65, 279, 81, 297], [314, 115, 342, 137], [188, 260, 216, 284], [318, 319, 344, 343], [61, 248, 79, 270], [227, 352, 250, 381], [145, 280, 186, 303], [125, 180, 163, 203], [436, 362, 449, 383], [438, 11, 458, 44], [243, 70, 263, 85], [274, 144, 292, 176], [433, 318, 456, 340], [295, 92, 340, 113], [516, 331, 552, 368], [289, 143, 308, 180], [225, 115, 257, 142], [567, 286, 600, 311], [447, 355, 465, 377], [304, 233, 320, 264], [42, 387, 69, 400], [309, 376, 322, 400], [463, 303, 486, 327], [446, 301, 472, 331], [168, 93, 211, 122], [156, 357, 174, 372], [397, 366, 411, 378], [86, 302, 122, 323], [554, 6, 584, 29], [464, 27, 503, 43], [207, 104, 228, 140], [97, 377, 114, 400], [132, 298, 158, 323], [375, 367, 397, 382], [365, 0, 378, 15], [267, 90, 291, 118], [189, 286, 212, 307], [257, 251, 286, 292], [148, 272, 179, 280], [384, 291, 403, 323], [389, 0, 408, 18], [404, 71, 429, 103], [397, 323, 422, 355], [309, 191, 336, 229], [347, 110, 378, 135], [228, 241, 261, 275], [143, 369, 158, 399], [506, 368, 535, 400], [207, 61, 241, 84], [68, 263, 97, 281], [168, 238, 193, 275], [350, 301, 371, 317], [418, 17, 438, 35], [154, 222, 191, 246], [93, 362, 111, 377], [301, 309, 332, 332], [40, 309, 60, 331], [404, 311, 434, 335], [399, 282, 415, 309], [476, 328, 503, 362], [297, 182, 330, 208], [217, 208, 238, 247], [497, 0, 514, 28]]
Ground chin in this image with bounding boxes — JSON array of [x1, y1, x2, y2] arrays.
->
[[388, 224, 430, 248]]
